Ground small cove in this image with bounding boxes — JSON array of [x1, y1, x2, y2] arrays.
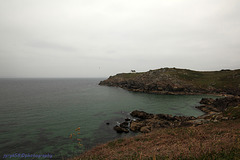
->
[[0, 78, 219, 159]]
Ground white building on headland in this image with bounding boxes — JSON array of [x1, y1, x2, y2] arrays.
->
[[131, 70, 136, 73]]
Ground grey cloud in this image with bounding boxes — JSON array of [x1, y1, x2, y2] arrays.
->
[[0, 0, 240, 78]]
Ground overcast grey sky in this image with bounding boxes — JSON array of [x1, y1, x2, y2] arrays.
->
[[0, 0, 240, 78]]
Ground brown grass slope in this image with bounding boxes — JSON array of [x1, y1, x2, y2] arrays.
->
[[70, 104, 240, 160], [70, 119, 240, 160]]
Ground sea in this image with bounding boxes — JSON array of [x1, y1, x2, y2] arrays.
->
[[0, 78, 218, 159]]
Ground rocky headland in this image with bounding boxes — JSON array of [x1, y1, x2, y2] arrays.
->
[[99, 68, 240, 95], [71, 68, 240, 159], [72, 96, 240, 160], [100, 68, 240, 133]]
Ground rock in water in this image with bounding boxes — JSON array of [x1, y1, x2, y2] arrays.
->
[[113, 125, 129, 133], [130, 110, 154, 119], [125, 118, 131, 121], [120, 121, 129, 128]]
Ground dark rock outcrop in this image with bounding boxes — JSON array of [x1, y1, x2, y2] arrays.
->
[[212, 97, 240, 111], [156, 114, 176, 121], [130, 110, 154, 119], [200, 98, 215, 105], [130, 120, 146, 132], [113, 125, 129, 133], [113, 96, 240, 133], [125, 118, 131, 121], [128, 112, 201, 133], [120, 121, 129, 128]]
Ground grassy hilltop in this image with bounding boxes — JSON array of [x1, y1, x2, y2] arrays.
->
[[99, 68, 240, 95]]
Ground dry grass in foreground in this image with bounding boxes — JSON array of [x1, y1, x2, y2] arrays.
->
[[69, 119, 240, 160]]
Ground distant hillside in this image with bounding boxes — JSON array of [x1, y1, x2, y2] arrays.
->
[[99, 68, 240, 95]]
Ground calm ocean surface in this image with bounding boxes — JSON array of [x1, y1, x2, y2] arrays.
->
[[0, 78, 217, 159]]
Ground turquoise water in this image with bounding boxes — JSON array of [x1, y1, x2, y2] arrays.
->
[[0, 78, 217, 159]]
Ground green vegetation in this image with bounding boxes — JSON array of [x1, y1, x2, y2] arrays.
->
[[107, 139, 125, 148], [151, 68, 240, 91], [115, 72, 143, 79], [223, 105, 240, 119], [192, 148, 240, 160], [173, 69, 240, 90]]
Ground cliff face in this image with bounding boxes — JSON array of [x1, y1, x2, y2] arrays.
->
[[99, 68, 240, 95]]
